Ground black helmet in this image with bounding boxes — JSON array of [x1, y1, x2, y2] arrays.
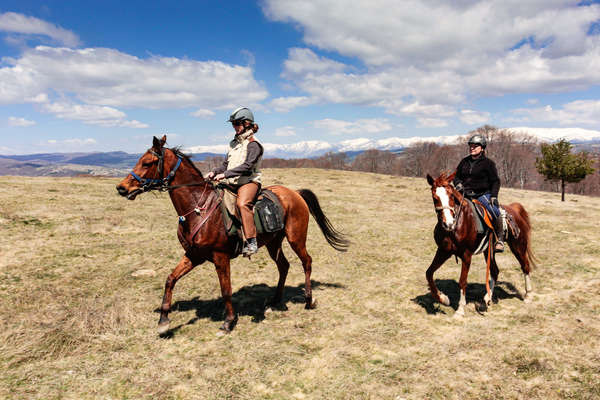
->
[[228, 107, 254, 123], [468, 134, 487, 149]]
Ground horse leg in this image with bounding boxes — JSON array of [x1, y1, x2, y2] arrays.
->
[[455, 252, 472, 317], [265, 234, 289, 307], [213, 252, 237, 332], [287, 236, 316, 310], [484, 256, 499, 306], [158, 255, 198, 335], [508, 237, 533, 302], [426, 248, 452, 306]]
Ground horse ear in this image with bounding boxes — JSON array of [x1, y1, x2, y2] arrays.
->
[[160, 135, 167, 147], [448, 171, 456, 182], [426, 174, 434, 186], [152, 136, 161, 149]]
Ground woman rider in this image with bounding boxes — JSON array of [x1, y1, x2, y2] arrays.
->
[[453, 134, 504, 252], [207, 107, 263, 256]]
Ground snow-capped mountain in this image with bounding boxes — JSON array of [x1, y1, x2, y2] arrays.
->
[[188, 127, 600, 159]]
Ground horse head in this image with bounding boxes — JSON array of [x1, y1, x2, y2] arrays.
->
[[426, 171, 458, 231], [116, 135, 182, 200]]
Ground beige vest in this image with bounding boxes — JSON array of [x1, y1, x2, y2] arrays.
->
[[226, 130, 262, 185]]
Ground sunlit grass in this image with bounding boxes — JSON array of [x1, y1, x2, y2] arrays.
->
[[0, 170, 599, 399]]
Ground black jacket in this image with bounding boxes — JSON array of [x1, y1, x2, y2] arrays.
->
[[454, 154, 500, 198]]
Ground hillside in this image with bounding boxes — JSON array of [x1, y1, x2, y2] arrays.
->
[[0, 169, 599, 399]]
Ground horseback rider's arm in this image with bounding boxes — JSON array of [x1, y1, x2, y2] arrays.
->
[[453, 158, 467, 188], [223, 141, 263, 178]]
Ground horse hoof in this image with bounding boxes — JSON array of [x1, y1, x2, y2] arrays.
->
[[305, 298, 318, 310], [524, 292, 533, 303], [483, 293, 492, 306], [157, 321, 170, 335], [453, 308, 465, 318], [220, 315, 238, 333], [439, 293, 450, 306]]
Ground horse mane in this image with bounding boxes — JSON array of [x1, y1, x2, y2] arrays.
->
[[170, 146, 205, 178]]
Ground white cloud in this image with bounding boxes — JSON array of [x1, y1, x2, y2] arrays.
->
[[512, 100, 600, 126], [459, 109, 490, 125], [0, 46, 268, 109], [190, 109, 216, 119], [42, 102, 149, 128], [8, 116, 36, 127], [312, 118, 393, 135], [270, 96, 316, 112], [417, 118, 448, 128], [274, 126, 297, 137], [264, 1, 600, 121], [0, 12, 80, 47]]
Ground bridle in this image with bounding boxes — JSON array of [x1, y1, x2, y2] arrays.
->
[[433, 183, 465, 232], [130, 147, 182, 192]]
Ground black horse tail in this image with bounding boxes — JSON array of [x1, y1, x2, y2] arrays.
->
[[298, 189, 350, 252]]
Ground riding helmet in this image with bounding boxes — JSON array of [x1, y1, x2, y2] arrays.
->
[[228, 107, 254, 123], [468, 134, 487, 149]]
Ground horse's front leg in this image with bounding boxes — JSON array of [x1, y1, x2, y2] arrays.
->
[[426, 248, 452, 306], [213, 252, 237, 332], [455, 251, 473, 317], [158, 255, 197, 335]]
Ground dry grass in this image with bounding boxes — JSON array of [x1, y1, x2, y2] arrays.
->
[[1, 169, 599, 400]]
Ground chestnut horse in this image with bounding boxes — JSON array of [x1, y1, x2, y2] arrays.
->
[[117, 136, 349, 333], [425, 171, 535, 316]]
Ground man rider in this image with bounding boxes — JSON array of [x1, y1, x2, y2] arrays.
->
[[453, 134, 505, 252], [207, 107, 263, 256]]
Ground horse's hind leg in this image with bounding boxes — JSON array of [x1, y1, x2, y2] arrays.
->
[[508, 238, 533, 302], [287, 235, 316, 310], [158, 255, 198, 335], [265, 234, 289, 307]]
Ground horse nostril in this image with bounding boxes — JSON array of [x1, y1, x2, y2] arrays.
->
[[116, 185, 128, 196]]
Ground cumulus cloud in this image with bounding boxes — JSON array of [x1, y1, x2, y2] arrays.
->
[[0, 12, 80, 47], [190, 109, 216, 119], [8, 116, 36, 127], [263, 1, 600, 120], [41, 102, 149, 128], [0, 46, 268, 110], [312, 118, 393, 135], [270, 96, 316, 112], [459, 109, 490, 125], [512, 100, 600, 126]]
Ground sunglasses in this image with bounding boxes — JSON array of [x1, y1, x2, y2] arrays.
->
[[231, 120, 243, 126]]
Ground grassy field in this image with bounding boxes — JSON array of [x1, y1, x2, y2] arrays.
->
[[1, 168, 599, 400]]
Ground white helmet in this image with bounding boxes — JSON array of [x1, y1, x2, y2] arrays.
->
[[228, 107, 254, 123]]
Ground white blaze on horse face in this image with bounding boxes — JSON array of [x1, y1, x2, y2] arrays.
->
[[435, 186, 454, 227]]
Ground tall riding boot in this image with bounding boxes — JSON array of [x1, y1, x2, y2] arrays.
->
[[494, 216, 504, 252]]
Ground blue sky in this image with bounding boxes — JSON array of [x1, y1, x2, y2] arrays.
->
[[1, 0, 600, 156]]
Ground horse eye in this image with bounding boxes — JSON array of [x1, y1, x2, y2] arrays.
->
[[142, 162, 153, 168]]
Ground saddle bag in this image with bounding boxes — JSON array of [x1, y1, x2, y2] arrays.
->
[[254, 191, 284, 233]]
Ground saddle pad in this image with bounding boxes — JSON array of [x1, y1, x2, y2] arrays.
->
[[467, 200, 485, 235]]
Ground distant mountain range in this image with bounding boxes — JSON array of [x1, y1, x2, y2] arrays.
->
[[2, 127, 599, 177]]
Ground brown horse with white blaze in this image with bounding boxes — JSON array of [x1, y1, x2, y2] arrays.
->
[[425, 171, 536, 316], [116, 136, 349, 333]]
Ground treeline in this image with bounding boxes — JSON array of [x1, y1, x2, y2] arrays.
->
[[197, 125, 600, 197]]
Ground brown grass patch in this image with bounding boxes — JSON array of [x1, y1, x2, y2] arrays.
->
[[1, 170, 599, 399]]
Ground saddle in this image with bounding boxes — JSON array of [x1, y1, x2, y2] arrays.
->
[[467, 198, 520, 254], [219, 186, 285, 238]]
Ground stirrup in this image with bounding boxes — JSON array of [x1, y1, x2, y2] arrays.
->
[[242, 239, 258, 257]]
